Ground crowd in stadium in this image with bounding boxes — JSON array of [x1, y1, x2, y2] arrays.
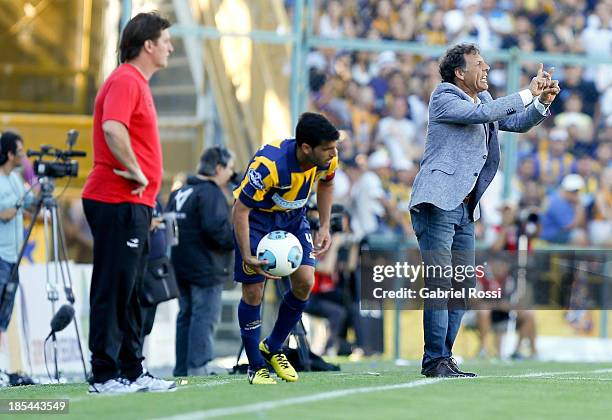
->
[[289, 0, 612, 247]]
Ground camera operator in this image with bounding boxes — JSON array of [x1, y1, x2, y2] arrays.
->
[[167, 147, 235, 377], [0, 131, 34, 359]]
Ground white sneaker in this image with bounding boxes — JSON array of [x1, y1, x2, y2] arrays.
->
[[88, 378, 148, 394], [132, 371, 176, 392]]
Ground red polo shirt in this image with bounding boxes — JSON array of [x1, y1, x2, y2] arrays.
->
[[82, 64, 162, 208]]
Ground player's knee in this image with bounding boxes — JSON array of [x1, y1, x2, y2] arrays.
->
[[291, 275, 314, 300], [242, 282, 264, 305]]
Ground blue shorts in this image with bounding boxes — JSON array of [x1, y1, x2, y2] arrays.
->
[[0, 257, 18, 332], [234, 208, 315, 284]]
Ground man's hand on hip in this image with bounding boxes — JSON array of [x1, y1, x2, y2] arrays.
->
[[113, 168, 149, 198]]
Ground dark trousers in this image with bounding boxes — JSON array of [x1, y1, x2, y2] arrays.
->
[[410, 202, 475, 371], [141, 304, 157, 338], [305, 292, 347, 351], [0, 257, 18, 332], [83, 199, 151, 383], [174, 282, 223, 376]]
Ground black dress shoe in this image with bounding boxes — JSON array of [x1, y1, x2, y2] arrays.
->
[[447, 358, 477, 377], [422, 359, 463, 378]]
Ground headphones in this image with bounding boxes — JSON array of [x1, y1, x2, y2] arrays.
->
[[198, 147, 232, 176]]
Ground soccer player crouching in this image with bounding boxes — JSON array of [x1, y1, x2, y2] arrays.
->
[[232, 112, 339, 384]]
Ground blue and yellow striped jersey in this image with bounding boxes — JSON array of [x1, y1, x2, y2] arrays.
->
[[233, 138, 337, 212]]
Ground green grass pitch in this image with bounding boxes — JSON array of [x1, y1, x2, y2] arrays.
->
[[1, 360, 611, 419]]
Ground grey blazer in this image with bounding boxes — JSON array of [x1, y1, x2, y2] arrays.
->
[[409, 82, 548, 221]]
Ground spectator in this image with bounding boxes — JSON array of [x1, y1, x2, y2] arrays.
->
[[589, 166, 612, 246], [391, 2, 417, 41], [318, 0, 354, 39], [375, 96, 419, 164], [491, 201, 521, 252], [516, 157, 539, 190], [350, 149, 391, 240], [601, 85, 612, 122], [554, 93, 594, 141], [371, 0, 398, 40], [595, 139, 612, 169], [550, 12, 585, 54], [417, 8, 448, 45], [351, 50, 373, 86], [444, 0, 494, 50], [540, 174, 588, 244], [479, 0, 513, 49], [501, 11, 533, 49], [583, 2, 612, 51], [385, 70, 408, 107], [350, 85, 379, 152], [519, 180, 546, 209], [533, 127, 577, 190], [386, 159, 416, 236], [369, 51, 398, 110], [575, 155, 600, 206], [551, 66, 599, 117]]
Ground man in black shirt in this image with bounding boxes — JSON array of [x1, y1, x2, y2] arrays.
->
[[167, 147, 235, 376]]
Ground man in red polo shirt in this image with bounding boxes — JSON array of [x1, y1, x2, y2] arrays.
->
[[82, 12, 175, 394]]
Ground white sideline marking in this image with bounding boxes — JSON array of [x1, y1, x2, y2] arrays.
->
[[62, 379, 243, 403], [152, 368, 612, 420], [490, 370, 594, 378], [154, 378, 444, 420]]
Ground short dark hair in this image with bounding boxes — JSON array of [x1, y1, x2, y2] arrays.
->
[[295, 112, 339, 148], [0, 131, 22, 165], [439, 43, 480, 84], [119, 12, 171, 63], [198, 147, 233, 176]]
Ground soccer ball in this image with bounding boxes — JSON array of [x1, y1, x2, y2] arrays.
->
[[256, 230, 303, 277]]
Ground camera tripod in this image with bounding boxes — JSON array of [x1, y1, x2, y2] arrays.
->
[[8, 176, 88, 382]]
